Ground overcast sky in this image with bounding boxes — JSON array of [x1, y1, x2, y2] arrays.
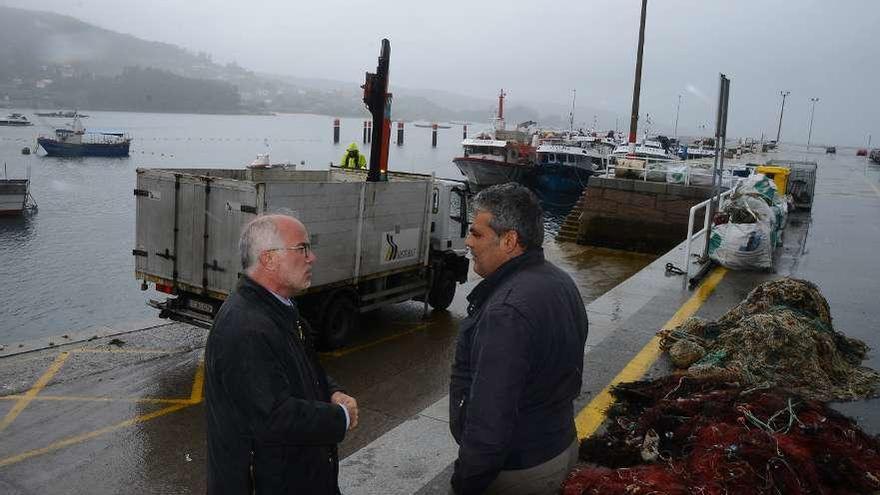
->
[[5, 0, 879, 145]]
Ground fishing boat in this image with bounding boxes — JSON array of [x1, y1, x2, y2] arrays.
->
[[0, 113, 33, 126], [677, 138, 716, 160], [453, 135, 534, 188], [452, 90, 535, 189], [531, 136, 607, 193], [37, 114, 130, 157], [610, 137, 677, 163]]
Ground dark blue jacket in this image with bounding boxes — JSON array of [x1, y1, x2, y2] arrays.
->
[[205, 275, 347, 494], [449, 249, 588, 494]]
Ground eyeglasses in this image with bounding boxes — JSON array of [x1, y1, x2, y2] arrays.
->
[[266, 242, 311, 257]]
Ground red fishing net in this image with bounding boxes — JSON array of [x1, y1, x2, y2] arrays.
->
[[565, 375, 880, 494]]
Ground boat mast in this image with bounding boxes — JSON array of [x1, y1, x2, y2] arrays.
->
[[628, 0, 648, 155], [568, 89, 576, 134], [495, 89, 506, 132]]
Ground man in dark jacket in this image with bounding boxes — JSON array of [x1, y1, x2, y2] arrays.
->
[[206, 214, 359, 494], [449, 183, 588, 494]]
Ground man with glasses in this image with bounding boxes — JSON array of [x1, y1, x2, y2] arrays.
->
[[205, 214, 359, 494]]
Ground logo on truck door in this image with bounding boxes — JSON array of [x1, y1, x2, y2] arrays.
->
[[382, 228, 420, 264]]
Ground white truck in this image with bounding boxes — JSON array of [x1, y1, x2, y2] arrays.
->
[[133, 166, 470, 348]]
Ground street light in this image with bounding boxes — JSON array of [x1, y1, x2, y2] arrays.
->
[[673, 94, 682, 138], [776, 90, 790, 143], [807, 97, 820, 150]]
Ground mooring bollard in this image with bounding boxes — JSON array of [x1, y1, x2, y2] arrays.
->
[[463, 124, 468, 140], [333, 118, 340, 144], [397, 121, 404, 146], [363, 121, 368, 144], [432, 123, 438, 148]]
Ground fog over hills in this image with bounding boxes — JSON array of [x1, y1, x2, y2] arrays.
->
[[0, 6, 584, 125]]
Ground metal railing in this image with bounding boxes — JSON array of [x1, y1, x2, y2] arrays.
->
[[601, 158, 722, 187], [682, 186, 736, 283]]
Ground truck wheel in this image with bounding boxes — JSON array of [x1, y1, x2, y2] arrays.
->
[[428, 270, 457, 310], [320, 292, 359, 350]]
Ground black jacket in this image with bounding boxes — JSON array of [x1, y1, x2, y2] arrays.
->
[[205, 275, 347, 494], [449, 249, 588, 494]]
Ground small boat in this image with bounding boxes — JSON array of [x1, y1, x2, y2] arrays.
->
[[452, 89, 535, 189], [610, 138, 678, 163], [857, 148, 868, 157], [413, 123, 451, 129], [825, 146, 836, 154], [870, 149, 880, 164], [34, 111, 89, 118], [37, 114, 130, 157], [0, 113, 33, 126]]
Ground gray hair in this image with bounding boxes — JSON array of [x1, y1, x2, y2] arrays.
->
[[472, 182, 544, 250], [240, 215, 284, 274]]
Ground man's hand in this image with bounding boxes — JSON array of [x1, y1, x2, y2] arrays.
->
[[331, 391, 359, 430]]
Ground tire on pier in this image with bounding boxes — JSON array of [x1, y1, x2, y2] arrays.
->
[[317, 289, 360, 350], [427, 269, 457, 311]]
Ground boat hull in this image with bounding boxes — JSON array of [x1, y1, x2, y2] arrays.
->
[[532, 165, 594, 193], [38, 138, 130, 157], [452, 157, 530, 188], [0, 121, 33, 127]]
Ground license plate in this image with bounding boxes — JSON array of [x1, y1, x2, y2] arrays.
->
[[188, 299, 213, 314]]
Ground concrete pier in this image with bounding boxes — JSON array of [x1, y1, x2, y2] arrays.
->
[[1, 149, 878, 493], [574, 176, 715, 254]]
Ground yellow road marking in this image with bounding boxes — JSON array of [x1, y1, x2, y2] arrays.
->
[[0, 353, 204, 468], [575, 267, 728, 439], [0, 352, 70, 433], [189, 358, 205, 404], [71, 348, 175, 355], [0, 403, 191, 468], [321, 322, 433, 358]]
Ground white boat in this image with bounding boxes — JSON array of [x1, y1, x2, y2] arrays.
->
[[683, 146, 716, 160], [610, 138, 677, 163], [452, 90, 535, 188], [0, 113, 33, 126], [452, 137, 533, 188]]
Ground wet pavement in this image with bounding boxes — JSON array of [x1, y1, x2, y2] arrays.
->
[[0, 239, 652, 493], [2, 148, 876, 493]]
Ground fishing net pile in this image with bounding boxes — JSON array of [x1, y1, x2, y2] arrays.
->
[[565, 375, 880, 494], [658, 278, 880, 401], [562, 278, 880, 494]]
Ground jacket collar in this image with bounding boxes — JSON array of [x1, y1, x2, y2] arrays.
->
[[238, 275, 299, 318], [466, 248, 544, 316]]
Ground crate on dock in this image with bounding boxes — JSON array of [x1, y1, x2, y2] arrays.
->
[[768, 159, 817, 210]]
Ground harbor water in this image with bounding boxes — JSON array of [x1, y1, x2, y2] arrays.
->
[[0, 110, 653, 344]]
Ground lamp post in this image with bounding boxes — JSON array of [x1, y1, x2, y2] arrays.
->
[[807, 97, 819, 150], [776, 90, 790, 143], [673, 94, 681, 138]]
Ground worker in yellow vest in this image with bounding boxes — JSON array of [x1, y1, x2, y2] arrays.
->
[[340, 143, 367, 169]]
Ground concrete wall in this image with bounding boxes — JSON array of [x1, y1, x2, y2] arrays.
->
[[577, 177, 715, 254]]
